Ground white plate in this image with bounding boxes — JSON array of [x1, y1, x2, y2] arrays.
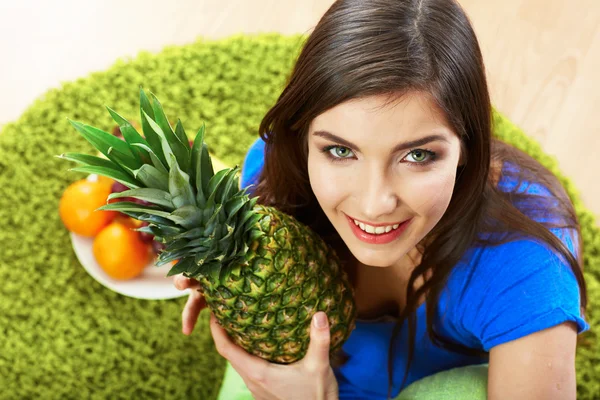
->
[[70, 232, 191, 300], [68, 173, 191, 300]]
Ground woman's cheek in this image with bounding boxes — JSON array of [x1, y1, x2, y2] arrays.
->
[[309, 163, 349, 207], [400, 170, 456, 219]]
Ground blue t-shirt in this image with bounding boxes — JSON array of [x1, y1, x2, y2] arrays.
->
[[239, 137, 589, 399]]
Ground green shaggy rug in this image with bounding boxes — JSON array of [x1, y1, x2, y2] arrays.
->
[[0, 33, 598, 399]]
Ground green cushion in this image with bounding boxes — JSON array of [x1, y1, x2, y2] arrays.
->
[[217, 361, 488, 400], [395, 365, 488, 400], [0, 33, 598, 399]]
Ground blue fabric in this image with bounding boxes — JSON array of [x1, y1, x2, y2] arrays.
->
[[240, 137, 590, 400], [240, 135, 266, 189]]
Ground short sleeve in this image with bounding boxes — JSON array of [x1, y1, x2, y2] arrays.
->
[[240, 137, 266, 192], [448, 234, 589, 352]]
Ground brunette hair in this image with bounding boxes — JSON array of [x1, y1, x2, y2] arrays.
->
[[253, 0, 587, 397]]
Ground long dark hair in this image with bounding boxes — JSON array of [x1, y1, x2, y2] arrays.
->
[[252, 0, 587, 397]]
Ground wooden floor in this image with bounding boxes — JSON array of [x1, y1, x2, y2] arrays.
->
[[1, 0, 599, 222]]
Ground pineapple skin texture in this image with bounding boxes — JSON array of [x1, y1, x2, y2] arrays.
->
[[198, 205, 357, 364]]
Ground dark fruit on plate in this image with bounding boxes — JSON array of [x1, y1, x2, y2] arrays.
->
[[138, 221, 154, 243], [151, 240, 166, 254], [111, 181, 129, 194], [112, 125, 123, 139]]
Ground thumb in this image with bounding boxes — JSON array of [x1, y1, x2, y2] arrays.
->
[[304, 312, 331, 368]]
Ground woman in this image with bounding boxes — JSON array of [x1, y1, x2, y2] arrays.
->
[[175, 0, 589, 398]]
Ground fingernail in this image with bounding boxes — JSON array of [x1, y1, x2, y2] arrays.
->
[[313, 313, 327, 329], [175, 277, 186, 289]]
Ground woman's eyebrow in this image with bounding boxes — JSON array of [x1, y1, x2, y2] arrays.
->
[[312, 130, 450, 152]]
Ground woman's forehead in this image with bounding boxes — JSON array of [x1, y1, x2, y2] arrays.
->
[[309, 92, 454, 140]]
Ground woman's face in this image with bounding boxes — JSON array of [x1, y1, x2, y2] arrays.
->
[[307, 92, 463, 270]]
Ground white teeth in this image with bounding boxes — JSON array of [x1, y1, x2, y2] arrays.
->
[[352, 219, 402, 235]]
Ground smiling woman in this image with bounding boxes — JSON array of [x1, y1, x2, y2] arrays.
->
[[233, 0, 589, 398], [307, 93, 461, 269]]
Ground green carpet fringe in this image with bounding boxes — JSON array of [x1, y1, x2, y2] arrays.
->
[[0, 33, 597, 399]]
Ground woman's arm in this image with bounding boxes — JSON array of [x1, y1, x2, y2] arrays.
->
[[488, 322, 577, 400]]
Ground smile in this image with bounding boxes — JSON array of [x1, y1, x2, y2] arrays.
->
[[344, 214, 412, 244], [351, 219, 401, 234]]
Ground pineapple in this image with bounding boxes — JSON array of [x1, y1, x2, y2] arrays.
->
[[58, 87, 356, 364]]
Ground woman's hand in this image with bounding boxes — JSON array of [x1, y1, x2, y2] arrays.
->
[[174, 275, 339, 399], [210, 311, 339, 400], [173, 275, 207, 335]]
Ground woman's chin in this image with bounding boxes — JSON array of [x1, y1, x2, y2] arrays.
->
[[350, 250, 402, 268]]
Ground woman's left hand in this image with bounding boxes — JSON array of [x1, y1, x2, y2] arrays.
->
[[210, 311, 339, 400]]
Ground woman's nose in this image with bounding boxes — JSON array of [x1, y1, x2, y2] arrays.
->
[[359, 172, 399, 221]]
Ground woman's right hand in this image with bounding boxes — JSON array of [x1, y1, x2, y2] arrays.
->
[[174, 275, 207, 335]]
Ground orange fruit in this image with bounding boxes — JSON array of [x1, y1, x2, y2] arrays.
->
[[96, 176, 122, 224], [59, 179, 118, 237], [93, 220, 152, 280], [97, 175, 115, 189]]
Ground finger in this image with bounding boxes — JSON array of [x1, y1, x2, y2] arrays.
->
[[182, 290, 206, 335], [424, 267, 433, 281], [303, 312, 331, 371], [174, 275, 202, 291], [209, 313, 270, 374], [413, 273, 425, 290]]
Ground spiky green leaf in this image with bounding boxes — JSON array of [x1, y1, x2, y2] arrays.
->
[[128, 163, 169, 192], [97, 201, 172, 219], [136, 213, 180, 228], [168, 153, 196, 208], [172, 227, 204, 240], [175, 119, 191, 151], [67, 119, 142, 171], [68, 166, 141, 189], [139, 87, 167, 166], [105, 106, 151, 164], [185, 237, 213, 249], [166, 258, 196, 277], [224, 196, 250, 217], [150, 92, 190, 171], [164, 238, 191, 252], [216, 167, 240, 203], [142, 110, 177, 170], [191, 124, 215, 205], [108, 188, 175, 210], [205, 169, 232, 208], [239, 209, 259, 227], [166, 205, 203, 229], [134, 224, 183, 238], [56, 152, 124, 172], [205, 204, 223, 228], [157, 248, 192, 266], [130, 142, 168, 174]]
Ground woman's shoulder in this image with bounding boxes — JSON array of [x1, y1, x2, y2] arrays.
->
[[439, 233, 587, 350], [452, 233, 578, 281]]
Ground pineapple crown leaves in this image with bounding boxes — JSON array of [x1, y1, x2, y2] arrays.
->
[[56, 87, 265, 282]]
